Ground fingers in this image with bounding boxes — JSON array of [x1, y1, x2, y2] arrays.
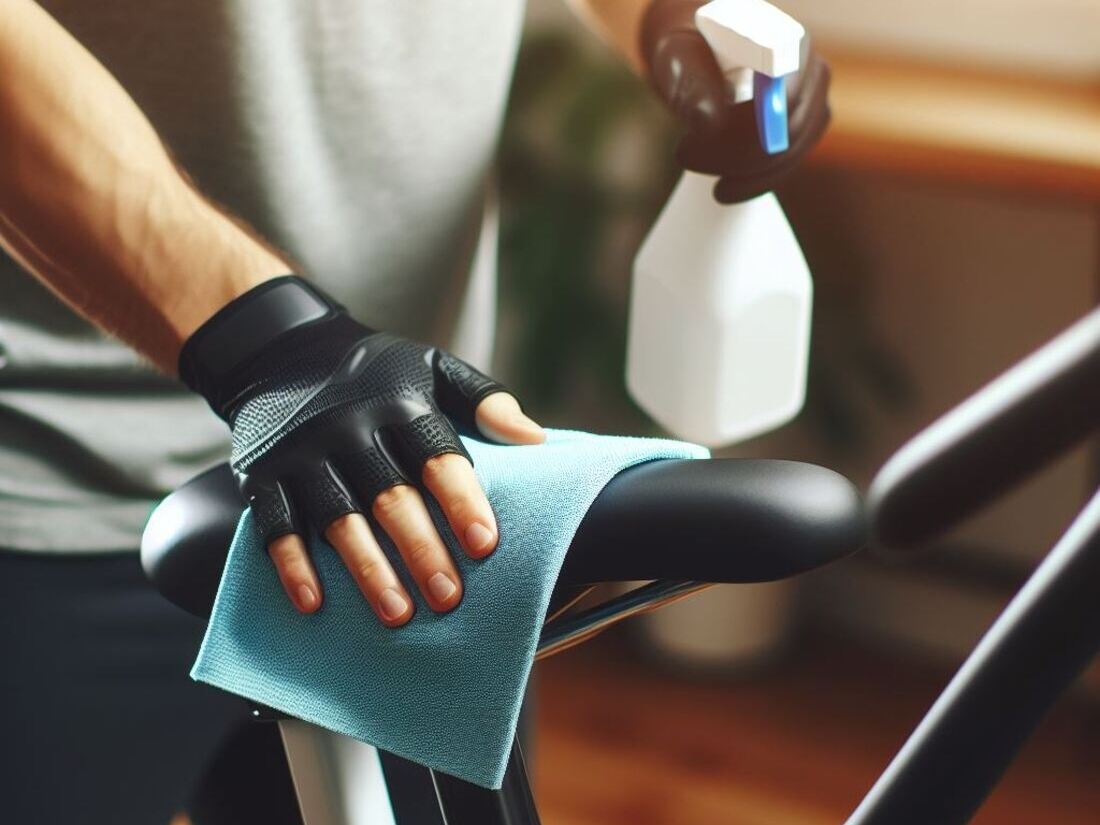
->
[[676, 105, 766, 176], [325, 513, 413, 627], [372, 484, 464, 613], [267, 533, 323, 615], [711, 87, 830, 204], [788, 57, 829, 134], [648, 31, 733, 135], [641, 2, 734, 133], [674, 47, 831, 203], [339, 439, 477, 617], [421, 453, 499, 559], [245, 478, 322, 615], [475, 392, 545, 445], [253, 393, 532, 622]]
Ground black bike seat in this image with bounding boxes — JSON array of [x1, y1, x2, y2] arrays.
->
[[142, 458, 865, 619]]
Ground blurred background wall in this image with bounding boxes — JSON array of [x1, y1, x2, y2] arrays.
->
[[497, 0, 1100, 675], [781, 0, 1100, 79]]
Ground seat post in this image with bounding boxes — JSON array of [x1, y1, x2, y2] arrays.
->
[[430, 738, 541, 825]]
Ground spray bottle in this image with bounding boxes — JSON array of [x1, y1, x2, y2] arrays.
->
[[626, 0, 812, 447]]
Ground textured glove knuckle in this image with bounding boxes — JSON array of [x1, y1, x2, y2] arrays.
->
[[400, 415, 460, 453], [302, 483, 356, 529], [393, 413, 471, 470], [341, 447, 405, 505], [251, 490, 296, 543]]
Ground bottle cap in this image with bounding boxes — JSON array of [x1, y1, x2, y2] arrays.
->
[[695, 0, 803, 154], [695, 0, 804, 79]]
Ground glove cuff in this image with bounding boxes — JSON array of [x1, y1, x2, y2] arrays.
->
[[178, 275, 342, 410]]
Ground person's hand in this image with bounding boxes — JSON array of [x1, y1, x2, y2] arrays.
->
[[640, 0, 830, 203], [179, 276, 545, 625]]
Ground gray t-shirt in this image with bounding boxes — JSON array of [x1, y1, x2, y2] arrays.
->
[[0, 0, 525, 553]]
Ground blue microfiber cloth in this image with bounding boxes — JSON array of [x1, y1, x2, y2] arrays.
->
[[192, 429, 707, 788]]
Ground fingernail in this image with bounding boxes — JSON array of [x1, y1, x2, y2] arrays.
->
[[379, 588, 408, 621], [465, 522, 496, 555], [428, 572, 458, 602], [297, 585, 318, 612]]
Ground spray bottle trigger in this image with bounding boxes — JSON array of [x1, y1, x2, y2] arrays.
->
[[753, 72, 788, 154]]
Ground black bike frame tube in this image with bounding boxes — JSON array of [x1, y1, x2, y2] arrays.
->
[[377, 749, 447, 825], [429, 738, 541, 825], [870, 305, 1100, 547], [847, 485, 1100, 825]]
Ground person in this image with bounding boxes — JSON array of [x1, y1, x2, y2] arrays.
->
[[0, 1, 829, 821]]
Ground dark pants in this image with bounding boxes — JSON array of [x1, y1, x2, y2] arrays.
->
[[0, 549, 301, 824]]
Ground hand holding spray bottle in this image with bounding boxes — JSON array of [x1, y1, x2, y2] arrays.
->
[[627, 0, 813, 447]]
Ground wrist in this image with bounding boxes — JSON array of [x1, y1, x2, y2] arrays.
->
[[161, 189, 291, 346]]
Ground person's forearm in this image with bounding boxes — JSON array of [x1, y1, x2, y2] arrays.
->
[[566, 0, 650, 69], [0, 0, 289, 373]]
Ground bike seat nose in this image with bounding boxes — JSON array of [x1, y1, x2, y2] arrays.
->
[[561, 457, 865, 585], [143, 464, 243, 619], [142, 458, 865, 620]]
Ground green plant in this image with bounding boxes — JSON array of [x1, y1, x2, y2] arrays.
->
[[497, 30, 676, 432]]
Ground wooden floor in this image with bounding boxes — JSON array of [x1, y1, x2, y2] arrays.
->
[[531, 632, 1100, 825]]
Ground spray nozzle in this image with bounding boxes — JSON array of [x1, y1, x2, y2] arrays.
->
[[695, 0, 805, 156]]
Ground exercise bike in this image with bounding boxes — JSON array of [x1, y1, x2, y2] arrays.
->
[[142, 305, 1100, 824]]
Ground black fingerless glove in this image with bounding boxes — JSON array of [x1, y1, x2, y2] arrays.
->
[[179, 275, 506, 544]]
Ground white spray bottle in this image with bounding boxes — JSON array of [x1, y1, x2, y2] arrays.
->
[[626, 0, 812, 447]]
